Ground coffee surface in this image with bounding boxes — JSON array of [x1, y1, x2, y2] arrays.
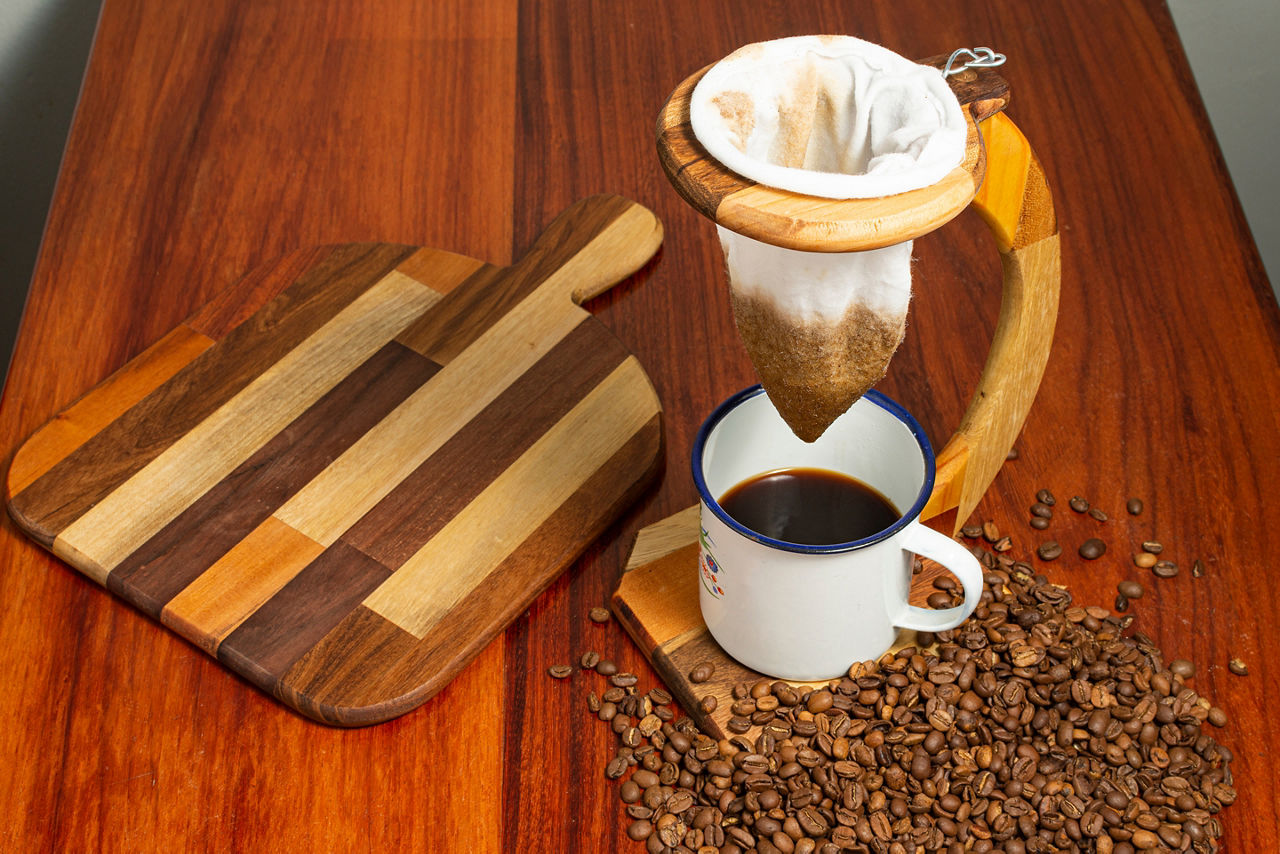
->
[[718, 467, 898, 545]]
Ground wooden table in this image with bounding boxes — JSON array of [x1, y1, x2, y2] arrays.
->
[[2, 0, 1276, 849]]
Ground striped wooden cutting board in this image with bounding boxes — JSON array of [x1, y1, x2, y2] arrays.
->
[[6, 194, 665, 727]]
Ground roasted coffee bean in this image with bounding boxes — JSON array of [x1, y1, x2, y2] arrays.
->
[[1229, 657, 1248, 675], [1127, 497, 1144, 515], [1030, 516, 1050, 530], [960, 524, 984, 539], [648, 688, 672, 706], [1153, 560, 1179, 578], [1088, 507, 1109, 522], [1036, 488, 1056, 506], [588, 536, 1237, 854], [587, 692, 601, 712], [1141, 540, 1164, 554], [626, 819, 652, 840], [1078, 538, 1106, 560], [1117, 580, 1144, 599], [689, 662, 715, 683], [619, 779, 642, 803], [1030, 502, 1053, 519], [611, 672, 639, 688], [1193, 558, 1207, 577], [548, 664, 572, 679], [605, 757, 628, 779], [1069, 496, 1089, 513], [699, 695, 717, 714], [993, 535, 1013, 552], [1114, 592, 1129, 613], [982, 521, 1000, 543], [580, 651, 600, 669], [589, 607, 611, 623], [1006, 447, 1019, 460], [1134, 551, 1157, 568], [1036, 541, 1063, 561], [596, 659, 618, 676]]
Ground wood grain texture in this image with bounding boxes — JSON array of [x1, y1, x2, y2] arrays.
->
[[7, 193, 663, 726], [2, 0, 1278, 851]]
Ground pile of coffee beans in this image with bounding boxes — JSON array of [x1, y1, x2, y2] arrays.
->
[[573, 540, 1236, 853]]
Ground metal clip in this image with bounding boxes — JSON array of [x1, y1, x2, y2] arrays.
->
[[944, 47, 1006, 77]]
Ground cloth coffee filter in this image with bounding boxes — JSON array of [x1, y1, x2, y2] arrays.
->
[[690, 36, 965, 441]]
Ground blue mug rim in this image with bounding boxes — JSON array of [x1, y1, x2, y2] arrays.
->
[[691, 386, 937, 554]]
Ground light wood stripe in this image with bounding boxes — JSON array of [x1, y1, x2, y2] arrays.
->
[[363, 356, 655, 638], [7, 325, 213, 495], [52, 271, 438, 583], [973, 113, 1031, 252], [623, 504, 700, 570], [393, 246, 486, 292], [161, 516, 325, 654], [274, 278, 587, 545]]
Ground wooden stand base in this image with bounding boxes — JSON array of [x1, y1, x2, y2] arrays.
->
[[612, 507, 947, 740]]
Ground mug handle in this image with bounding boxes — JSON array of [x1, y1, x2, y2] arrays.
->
[[892, 522, 985, 633]]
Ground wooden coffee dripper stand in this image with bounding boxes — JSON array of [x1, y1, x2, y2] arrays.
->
[[614, 56, 1061, 739]]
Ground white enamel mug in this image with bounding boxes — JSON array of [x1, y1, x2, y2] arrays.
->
[[692, 386, 983, 681]]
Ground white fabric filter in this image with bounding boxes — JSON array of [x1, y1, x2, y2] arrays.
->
[[717, 225, 913, 322], [689, 36, 966, 441], [689, 35, 966, 200]]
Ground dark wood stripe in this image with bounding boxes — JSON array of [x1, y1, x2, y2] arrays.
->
[[277, 411, 663, 727], [107, 341, 439, 616], [13, 243, 418, 544], [217, 542, 393, 699], [396, 194, 637, 363], [341, 317, 629, 570]]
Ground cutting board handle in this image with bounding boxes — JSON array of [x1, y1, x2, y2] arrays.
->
[[512, 194, 665, 305]]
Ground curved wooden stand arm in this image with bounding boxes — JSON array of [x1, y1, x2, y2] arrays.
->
[[921, 111, 1061, 530]]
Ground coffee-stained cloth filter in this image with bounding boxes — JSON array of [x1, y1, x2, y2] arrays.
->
[[690, 36, 964, 441], [689, 35, 965, 199]]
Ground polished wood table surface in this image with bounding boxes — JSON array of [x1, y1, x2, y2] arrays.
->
[[2, 0, 1277, 850]]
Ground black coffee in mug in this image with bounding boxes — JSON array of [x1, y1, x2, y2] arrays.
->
[[719, 466, 899, 546]]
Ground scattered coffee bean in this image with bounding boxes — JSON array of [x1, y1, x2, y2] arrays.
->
[[1036, 540, 1063, 561], [647, 687, 671, 706], [1078, 538, 1106, 560], [1229, 658, 1249, 676], [626, 818, 652, 840], [1069, 496, 1089, 513], [1153, 560, 1179, 578], [1114, 592, 1129, 612], [1036, 488, 1056, 506], [1030, 502, 1053, 519], [993, 535, 1013, 552], [610, 672, 638, 688], [589, 606, 611, 623], [699, 694, 717, 714], [1088, 507, 1108, 522], [548, 664, 572, 679], [1141, 540, 1164, 554], [580, 651, 600, 669], [688, 662, 715, 683], [588, 533, 1238, 854], [596, 660, 618, 676], [960, 524, 983, 539], [1127, 497, 1144, 515], [1134, 551, 1157, 568], [1029, 516, 1050, 530], [1117, 579, 1144, 599], [982, 521, 1000, 543], [1193, 558, 1207, 578]]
